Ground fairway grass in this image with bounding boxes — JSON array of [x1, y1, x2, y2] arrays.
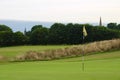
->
[[0, 58, 120, 80], [0, 45, 70, 57], [0, 45, 120, 80]]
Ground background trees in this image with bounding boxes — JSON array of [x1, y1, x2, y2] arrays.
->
[[0, 25, 13, 46], [13, 31, 28, 45], [0, 25, 28, 46], [0, 31, 13, 46], [0, 25, 12, 32], [107, 23, 120, 30], [107, 23, 117, 29], [49, 23, 66, 44], [0, 23, 120, 46], [30, 25, 49, 45], [65, 23, 82, 44]]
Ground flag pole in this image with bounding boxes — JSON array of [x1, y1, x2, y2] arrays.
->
[[82, 26, 87, 71], [82, 35, 85, 71]]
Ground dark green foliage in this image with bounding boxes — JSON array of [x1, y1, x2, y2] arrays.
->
[[117, 24, 120, 30], [30, 27, 49, 45], [0, 23, 120, 46], [107, 23, 120, 30], [0, 31, 13, 46], [0, 25, 12, 32], [23, 22, 120, 45], [0, 25, 13, 46], [31, 25, 43, 32], [49, 23, 66, 44], [65, 23, 83, 44], [13, 31, 28, 45], [49, 23, 120, 44], [0, 25, 28, 46], [88, 27, 120, 42]]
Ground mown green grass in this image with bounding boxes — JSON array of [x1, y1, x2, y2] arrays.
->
[[0, 58, 120, 80], [0, 45, 70, 57], [0, 50, 120, 80]]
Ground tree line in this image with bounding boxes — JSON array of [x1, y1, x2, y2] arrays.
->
[[0, 23, 120, 46]]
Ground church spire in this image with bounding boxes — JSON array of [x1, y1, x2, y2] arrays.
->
[[99, 17, 102, 27], [24, 27, 27, 35]]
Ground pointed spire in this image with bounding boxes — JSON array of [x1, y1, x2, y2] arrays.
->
[[24, 27, 27, 35], [99, 17, 102, 27]]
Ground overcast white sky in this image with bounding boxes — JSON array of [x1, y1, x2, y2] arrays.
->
[[0, 0, 120, 23]]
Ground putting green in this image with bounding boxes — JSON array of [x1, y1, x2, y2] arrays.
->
[[0, 58, 120, 80]]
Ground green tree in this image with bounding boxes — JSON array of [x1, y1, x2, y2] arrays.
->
[[107, 23, 117, 29], [0, 31, 13, 46], [13, 31, 28, 45], [89, 27, 120, 41], [49, 23, 66, 44], [117, 24, 120, 30], [30, 27, 49, 45], [31, 25, 43, 32], [65, 23, 83, 44], [0, 25, 12, 32]]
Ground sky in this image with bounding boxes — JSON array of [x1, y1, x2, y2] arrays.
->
[[0, 0, 120, 23]]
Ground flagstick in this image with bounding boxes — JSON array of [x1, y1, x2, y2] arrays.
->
[[82, 26, 87, 71], [82, 35, 85, 71]]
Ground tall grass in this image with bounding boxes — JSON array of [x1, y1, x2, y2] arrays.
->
[[14, 39, 120, 61], [0, 55, 7, 62]]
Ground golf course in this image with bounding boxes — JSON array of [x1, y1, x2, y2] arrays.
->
[[0, 0, 120, 80], [0, 45, 120, 80]]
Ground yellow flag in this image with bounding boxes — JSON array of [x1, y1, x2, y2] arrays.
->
[[83, 26, 87, 37]]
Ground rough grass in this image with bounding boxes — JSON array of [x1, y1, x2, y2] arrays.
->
[[0, 50, 120, 80], [14, 39, 120, 61], [0, 55, 6, 62], [56, 50, 120, 62]]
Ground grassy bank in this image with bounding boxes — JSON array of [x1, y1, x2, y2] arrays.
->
[[0, 51, 120, 80], [0, 39, 120, 62], [0, 39, 120, 80], [14, 39, 120, 61]]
